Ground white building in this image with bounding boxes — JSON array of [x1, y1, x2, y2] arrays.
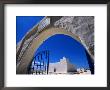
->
[[77, 68, 91, 74], [30, 57, 91, 74], [49, 57, 76, 74]]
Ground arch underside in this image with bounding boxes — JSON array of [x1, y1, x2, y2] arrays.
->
[[16, 27, 94, 74]]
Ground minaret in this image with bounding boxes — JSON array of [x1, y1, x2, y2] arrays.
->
[[60, 56, 69, 64]]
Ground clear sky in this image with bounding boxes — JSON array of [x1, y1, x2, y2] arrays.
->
[[16, 16, 90, 69]]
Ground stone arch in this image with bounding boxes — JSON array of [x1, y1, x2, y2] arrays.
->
[[16, 16, 94, 74], [16, 27, 93, 74]]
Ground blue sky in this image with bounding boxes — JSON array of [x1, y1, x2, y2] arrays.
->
[[16, 16, 90, 69], [16, 16, 44, 43]]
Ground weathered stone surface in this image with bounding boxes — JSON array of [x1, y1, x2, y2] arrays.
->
[[54, 16, 94, 59]]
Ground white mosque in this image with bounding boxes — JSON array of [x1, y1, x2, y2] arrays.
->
[[49, 57, 77, 74]]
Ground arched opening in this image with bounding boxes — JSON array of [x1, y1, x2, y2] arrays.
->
[[16, 28, 94, 74], [54, 68, 56, 72], [28, 34, 94, 74]]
